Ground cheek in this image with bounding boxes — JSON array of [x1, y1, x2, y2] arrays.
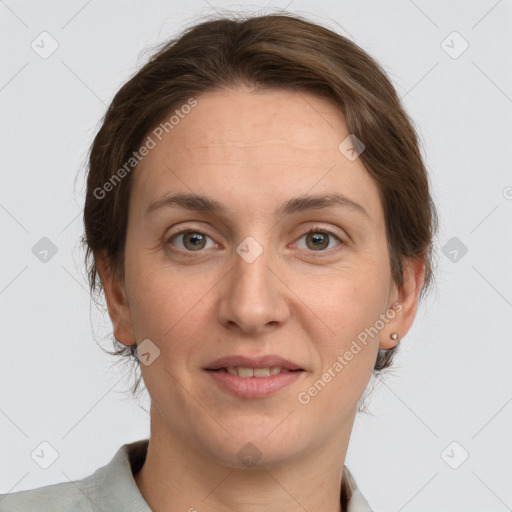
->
[[290, 259, 390, 402], [295, 259, 390, 338], [295, 277, 385, 415], [125, 254, 217, 352]]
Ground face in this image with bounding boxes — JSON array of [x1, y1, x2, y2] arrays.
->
[[101, 86, 422, 468]]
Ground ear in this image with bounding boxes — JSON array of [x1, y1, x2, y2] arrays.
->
[[379, 256, 425, 350], [95, 252, 136, 346]]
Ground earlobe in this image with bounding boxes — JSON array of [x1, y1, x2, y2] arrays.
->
[[378, 330, 400, 353], [379, 256, 425, 350], [95, 253, 136, 347]]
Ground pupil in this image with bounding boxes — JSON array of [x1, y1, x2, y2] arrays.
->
[[309, 232, 328, 250], [186, 232, 205, 250]]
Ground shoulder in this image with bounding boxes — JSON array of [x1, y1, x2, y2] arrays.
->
[[0, 479, 95, 512], [0, 440, 150, 512]]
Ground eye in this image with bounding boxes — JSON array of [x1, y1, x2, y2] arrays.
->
[[167, 230, 218, 252], [166, 226, 344, 256], [294, 227, 343, 252]]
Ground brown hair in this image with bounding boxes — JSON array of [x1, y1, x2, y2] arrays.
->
[[82, 11, 438, 389]]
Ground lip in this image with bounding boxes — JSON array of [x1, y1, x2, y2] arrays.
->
[[204, 354, 304, 371], [204, 354, 306, 399], [206, 369, 305, 398]]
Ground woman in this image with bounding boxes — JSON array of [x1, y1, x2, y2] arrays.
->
[[0, 11, 437, 512]]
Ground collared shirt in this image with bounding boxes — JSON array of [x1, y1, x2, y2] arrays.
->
[[0, 439, 374, 511]]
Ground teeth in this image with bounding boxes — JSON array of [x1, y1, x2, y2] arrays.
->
[[254, 368, 270, 377], [225, 367, 282, 377], [238, 367, 254, 378]]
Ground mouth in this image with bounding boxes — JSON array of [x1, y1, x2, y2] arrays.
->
[[205, 354, 305, 373], [204, 355, 306, 398], [206, 367, 304, 378]]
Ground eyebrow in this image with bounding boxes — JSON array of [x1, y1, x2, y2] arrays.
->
[[146, 192, 370, 219]]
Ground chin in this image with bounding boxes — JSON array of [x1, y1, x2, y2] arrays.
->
[[198, 420, 307, 469]]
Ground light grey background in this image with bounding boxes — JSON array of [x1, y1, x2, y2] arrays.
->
[[1, 1, 511, 510]]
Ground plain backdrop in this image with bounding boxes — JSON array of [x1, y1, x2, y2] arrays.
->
[[0, 1, 511, 511]]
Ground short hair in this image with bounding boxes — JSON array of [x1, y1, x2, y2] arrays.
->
[[82, 12, 438, 391]]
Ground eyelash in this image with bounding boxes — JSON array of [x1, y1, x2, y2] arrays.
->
[[166, 225, 345, 258]]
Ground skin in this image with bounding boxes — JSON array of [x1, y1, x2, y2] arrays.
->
[[97, 86, 425, 512]]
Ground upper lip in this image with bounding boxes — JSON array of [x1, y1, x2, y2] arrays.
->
[[205, 355, 304, 371]]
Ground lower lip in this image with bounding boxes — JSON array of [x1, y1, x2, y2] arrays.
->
[[205, 370, 305, 398]]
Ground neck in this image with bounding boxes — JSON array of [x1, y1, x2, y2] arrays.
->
[[134, 406, 355, 512]]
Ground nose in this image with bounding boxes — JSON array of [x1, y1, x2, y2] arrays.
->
[[216, 241, 290, 335]]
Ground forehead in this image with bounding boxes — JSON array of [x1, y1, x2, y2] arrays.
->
[[154, 87, 348, 158], [130, 87, 382, 224]]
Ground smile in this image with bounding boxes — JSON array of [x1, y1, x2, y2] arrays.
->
[[215, 367, 301, 377], [205, 368, 305, 398]]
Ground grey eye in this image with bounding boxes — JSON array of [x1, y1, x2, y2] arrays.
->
[[170, 231, 216, 251]]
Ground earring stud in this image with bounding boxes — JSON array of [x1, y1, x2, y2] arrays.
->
[[390, 332, 398, 341]]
